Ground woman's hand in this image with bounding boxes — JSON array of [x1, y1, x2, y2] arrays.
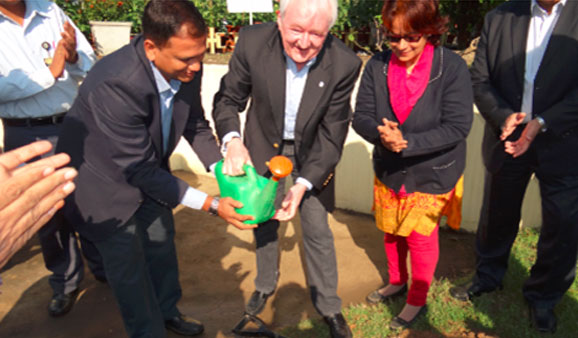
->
[[377, 118, 408, 153]]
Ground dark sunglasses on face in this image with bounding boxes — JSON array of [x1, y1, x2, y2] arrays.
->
[[386, 34, 423, 43]]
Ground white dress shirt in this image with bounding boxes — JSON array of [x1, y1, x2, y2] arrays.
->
[[0, 0, 95, 118], [521, 0, 566, 122]]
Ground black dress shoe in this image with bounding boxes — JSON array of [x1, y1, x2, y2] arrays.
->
[[450, 282, 502, 301], [323, 313, 352, 338], [528, 304, 556, 333], [389, 305, 427, 330], [366, 284, 408, 304], [47, 288, 79, 317], [94, 275, 107, 284], [245, 290, 273, 316], [165, 314, 204, 336]]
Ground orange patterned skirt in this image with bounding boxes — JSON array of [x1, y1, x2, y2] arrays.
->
[[373, 176, 463, 237]]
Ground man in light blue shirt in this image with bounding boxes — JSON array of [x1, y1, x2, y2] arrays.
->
[[0, 0, 102, 317]]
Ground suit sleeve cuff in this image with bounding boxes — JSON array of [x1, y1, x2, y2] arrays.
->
[[181, 187, 208, 210]]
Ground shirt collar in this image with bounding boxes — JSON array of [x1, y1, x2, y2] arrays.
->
[[0, 0, 50, 23], [284, 52, 317, 72], [149, 61, 181, 95], [531, 0, 566, 16]]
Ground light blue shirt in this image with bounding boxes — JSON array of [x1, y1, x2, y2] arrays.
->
[[0, 0, 95, 118], [283, 55, 316, 140], [150, 62, 181, 154], [150, 62, 212, 210], [221, 55, 316, 190]]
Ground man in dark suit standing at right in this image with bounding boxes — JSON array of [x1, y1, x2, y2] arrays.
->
[[57, 1, 251, 336], [212, 0, 361, 337], [450, 0, 578, 333]]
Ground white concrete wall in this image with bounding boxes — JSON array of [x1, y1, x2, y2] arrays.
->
[[171, 64, 543, 232]]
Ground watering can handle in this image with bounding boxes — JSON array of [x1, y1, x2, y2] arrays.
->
[[268, 156, 293, 182]]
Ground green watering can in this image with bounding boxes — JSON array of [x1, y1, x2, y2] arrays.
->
[[215, 156, 293, 224]]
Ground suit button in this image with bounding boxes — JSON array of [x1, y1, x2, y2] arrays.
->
[[273, 143, 279, 148], [401, 170, 407, 174]]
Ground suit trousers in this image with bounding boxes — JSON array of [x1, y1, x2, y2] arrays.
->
[[93, 198, 181, 338], [253, 142, 342, 316], [3, 124, 104, 294], [475, 141, 578, 308]]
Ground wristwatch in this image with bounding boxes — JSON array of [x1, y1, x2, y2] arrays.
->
[[208, 197, 220, 216], [535, 116, 547, 133]]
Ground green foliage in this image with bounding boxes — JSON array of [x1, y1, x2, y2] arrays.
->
[[440, 0, 506, 49], [56, 0, 506, 53], [55, 0, 146, 39]]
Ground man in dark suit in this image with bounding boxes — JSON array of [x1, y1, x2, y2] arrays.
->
[[57, 1, 251, 337], [212, 0, 361, 337], [450, 0, 578, 333]]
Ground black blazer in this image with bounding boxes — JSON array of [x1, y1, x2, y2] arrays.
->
[[212, 23, 361, 211], [57, 36, 222, 241], [352, 47, 473, 194], [472, 0, 578, 174]]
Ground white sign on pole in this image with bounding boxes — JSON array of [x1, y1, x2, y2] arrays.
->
[[226, 0, 274, 13]]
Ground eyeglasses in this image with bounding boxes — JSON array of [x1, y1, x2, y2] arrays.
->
[[386, 34, 423, 43]]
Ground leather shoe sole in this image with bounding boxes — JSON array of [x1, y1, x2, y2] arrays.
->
[[47, 289, 79, 317], [450, 282, 502, 301], [165, 315, 204, 336], [389, 305, 427, 330], [528, 304, 556, 333], [366, 284, 408, 304]]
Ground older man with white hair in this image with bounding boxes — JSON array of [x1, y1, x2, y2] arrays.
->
[[213, 0, 361, 336]]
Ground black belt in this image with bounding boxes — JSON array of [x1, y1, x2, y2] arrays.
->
[[3, 112, 66, 127]]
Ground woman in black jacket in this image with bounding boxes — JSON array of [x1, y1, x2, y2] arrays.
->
[[352, 0, 473, 329]]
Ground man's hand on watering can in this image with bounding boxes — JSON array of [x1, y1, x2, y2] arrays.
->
[[218, 197, 257, 229], [224, 138, 253, 176], [274, 183, 307, 221]]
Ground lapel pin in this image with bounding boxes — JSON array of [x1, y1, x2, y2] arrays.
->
[[319, 81, 325, 88]]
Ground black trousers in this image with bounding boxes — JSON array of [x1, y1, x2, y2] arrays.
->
[[475, 143, 578, 308], [93, 199, 181, 338], [3, 124, 104, 294]]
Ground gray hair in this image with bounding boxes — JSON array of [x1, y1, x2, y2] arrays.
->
[[279, 0, 338, 28]]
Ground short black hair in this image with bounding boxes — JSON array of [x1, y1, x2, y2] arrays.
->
[[142, 0, 207, 47]]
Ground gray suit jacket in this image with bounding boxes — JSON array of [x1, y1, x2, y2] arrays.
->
[[213, 23, 361, 211], [472, 0, 578, 174]]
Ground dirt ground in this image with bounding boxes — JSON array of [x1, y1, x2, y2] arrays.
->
[[0, 171, 476, 338]]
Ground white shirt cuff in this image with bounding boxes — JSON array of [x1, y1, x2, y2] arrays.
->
[[209, 162, 217, 174], [181, 187, 209, 210], [221, 131, 241, 153], [296, 177, 313, 191]]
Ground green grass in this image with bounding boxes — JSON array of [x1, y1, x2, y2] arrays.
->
[[281, 228, 578, 337]]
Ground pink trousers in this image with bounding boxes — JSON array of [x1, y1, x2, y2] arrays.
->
[[384, 226, 439, 306]]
